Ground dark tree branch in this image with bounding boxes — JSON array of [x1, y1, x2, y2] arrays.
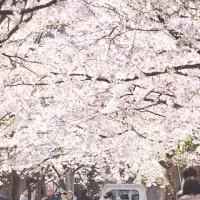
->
[[0, 23, 20, 44], [117, 130, 128, 136], [0, 0, 57, 15], [23, 12, 34, 23], [40, 152, 70, 164], [140, 97, 183, 110], [175, 71, 188, 76], [99, 134, 107, 138], [4, 64, 200, 90], [0, 112, 12, 122], [0, 10, 13, 15], [119, 85, 142, 99], [42, 164, 51, 179], [96, 26, 118, 42], [126, 25, 161, 32], [22, 0, 57, 14], [4, 83, 49, 87], [131, 127, 147, 139], [101, 5, 123, 18], [119, 93, 134, 99], [51, 165, 61, 178], [0, 14, 7, 24], [0, 0, 6, 9], [96, 77, 111, 83], [139, 110, 166, 118], [157, 15, 165, 23], [153, 91, 176, 98], [168, 29, 183, 40], [70, 73, 111, 83], [2, 53, 42, 64], [0, 0, 58, 44], [70, 73, 92, 79], [120, 63, 200, 82], [73, 164, 85, 172]]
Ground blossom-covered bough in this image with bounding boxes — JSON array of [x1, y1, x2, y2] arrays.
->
[[0, 0, 200, 186]]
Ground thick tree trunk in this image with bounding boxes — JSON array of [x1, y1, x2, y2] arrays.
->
[[11, 170, 21, 200], [70, 173, 74, 192], [35, 180, 46, 200], [0, 173, 12, 199], [65, 172, 75, 192]]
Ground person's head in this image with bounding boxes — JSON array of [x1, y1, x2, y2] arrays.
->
[[22, 188, 28, 196], [61, 192, 67, 199], [104, 191, 113, 199], [183, 167, 197, 180], [47, 189, 55, 197], [183, 177, 200, 196], [66, 191, 73, 200]]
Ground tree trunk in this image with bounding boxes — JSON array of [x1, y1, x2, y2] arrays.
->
[[70, 173, 74, 192], [0, 173, 12, 199], [65, 172, 75, 192], [35, 180, 46, 200], [11, 170, 20, 200]]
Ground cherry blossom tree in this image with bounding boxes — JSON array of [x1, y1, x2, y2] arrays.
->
[[0, 0, 200, 187]]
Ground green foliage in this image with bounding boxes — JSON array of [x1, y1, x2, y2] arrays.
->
[[141, 174, 148, 184], [164, 155, 173, 165], [155, 177, 165, 185], [164, 135, 199, 166], [175, 135, 199, 155], [0, 119, 9, 126]]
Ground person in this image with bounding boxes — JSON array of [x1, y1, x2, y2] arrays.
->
[[20, 188, 28, 200], [66, 191, 76, 200], [179, 177, 200, 199], [56, 192, 61, 199], [104, 192, 114, 200], [61, 192, 68, 200], [44, 189, 60, 200], [93, 189, 102, 200], [0, 184, 9, 200], [177, 167, 199, 199], [0, 196, 9, 200], [77, 190, 91, 200]]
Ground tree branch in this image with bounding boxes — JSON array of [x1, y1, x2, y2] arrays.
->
[[0, 112, 12, 122], [131, 127, 147, 139], [120, 63, 200, 82], [96, 26, 118, 42], [22, 0, 57, 14], [126, 25, 161, 32], [70, 73, 111, 83], [0, 0, 58, 44], [4, 63, 200, 88], [0, 0, 57, 16], [51, 165, 61, 178], [2, 53, 42, 64], [139, 110, 166, 118], [73, 164, 85, 173]]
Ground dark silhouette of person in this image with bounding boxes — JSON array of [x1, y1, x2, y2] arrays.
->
[[178, 177, 200, 199], [78, 190, 91, 200], [177, 167, 200, 199]]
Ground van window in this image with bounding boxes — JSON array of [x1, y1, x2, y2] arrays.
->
[[110, 190, 139, 200]]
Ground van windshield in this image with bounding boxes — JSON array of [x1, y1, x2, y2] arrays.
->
[[110, 189, 139, 200]]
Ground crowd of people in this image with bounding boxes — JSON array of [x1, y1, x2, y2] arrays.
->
[[1, 166, 200, 200], [39, 167, 200, 200], [18, 189, 92, 200]]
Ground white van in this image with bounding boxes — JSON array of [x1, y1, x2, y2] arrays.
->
[[101, 184, 147, 200]]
